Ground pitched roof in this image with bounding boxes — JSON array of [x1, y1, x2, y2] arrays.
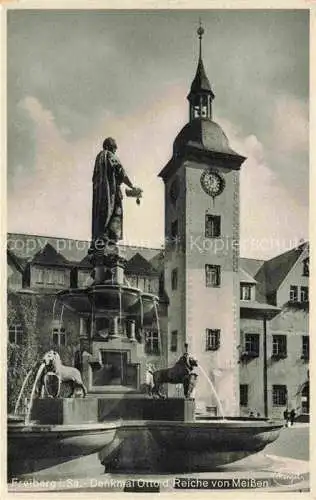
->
[[77, 254, 93, 269], [189, 57, 214, 96], [239, 257, 265, 278], [7, 233, 161, 264], [239, 267, 257, 284], [150, 250, 165, 273], [7, 249, 27, 272], [125, 252, 159, 277], [260, 242, 308, 295], [31, 243, 71, 267]]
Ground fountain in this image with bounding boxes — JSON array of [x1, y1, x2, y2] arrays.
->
[[7, 137, 283, 481]]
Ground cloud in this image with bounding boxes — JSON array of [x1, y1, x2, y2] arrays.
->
[[9, 89, 308, 259], [272, 95, 308, 153], [216, 117, 308, 258], [8, 87, 188, 248]]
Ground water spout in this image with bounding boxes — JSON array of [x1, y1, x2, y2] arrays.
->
[[154, 300, 162, 355], [25, 362, 46, 425], [60, 304, 65, 325], [198, 364, 226, 420], [14, 368, 33, 415], [52, 297, 57, 322]]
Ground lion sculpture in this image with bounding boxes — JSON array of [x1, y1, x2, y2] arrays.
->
[[40, 350, 87, 398], [148, 353, 198, 399]]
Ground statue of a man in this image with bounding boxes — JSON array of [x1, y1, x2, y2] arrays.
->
[[91, 137, 141, 244]]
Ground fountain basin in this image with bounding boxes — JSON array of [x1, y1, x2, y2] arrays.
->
[[56, 285, 158, 320], [99, 419, 284, 473], [8, 416, 283, 477], [8, 420, 121, 458], [8, 419, 121, 478]]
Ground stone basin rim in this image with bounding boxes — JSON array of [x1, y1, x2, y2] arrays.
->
[[8, 418, 283, 434], [56, 285, 159, 301], [115, 419, 284, 430], [8, 420, 122, 433]]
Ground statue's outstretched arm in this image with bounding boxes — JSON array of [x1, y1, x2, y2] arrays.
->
[[123, 173, 134, 189]]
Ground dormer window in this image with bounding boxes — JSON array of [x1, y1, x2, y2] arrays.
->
[[290, 285, 298, 302], [303, 258, 309, 277], [47, 270, 54, 284], [36, 269, 44, 283], [240, 284, 252, 301]]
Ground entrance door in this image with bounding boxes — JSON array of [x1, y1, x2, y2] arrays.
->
[[92, 351, 128, 386]]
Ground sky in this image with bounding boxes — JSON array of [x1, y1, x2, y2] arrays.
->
[[7, 9, 309, 259]]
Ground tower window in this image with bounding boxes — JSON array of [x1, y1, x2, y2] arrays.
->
[[8, 324, 23, 345], [240, 284, 252, 301], [272, 335, 287, 358], [171, 220, 179, 244], [290, 285, 298, 302], [205, 265, 221, 287], [272, 385, 287, 406], [171, 269, 178, 290], [206, 329, 220, 351], [300, 286, 309, 302], [205, 215, 221, 238], [240, 384, 248, 407], [170, 330, 178, 352]]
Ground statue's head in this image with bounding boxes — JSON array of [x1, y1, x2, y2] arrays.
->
[[103, 137, 117, 153], [42, 350, 59, 370]]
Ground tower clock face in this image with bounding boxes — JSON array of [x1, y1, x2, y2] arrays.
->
[[201, 170, 225, 197]]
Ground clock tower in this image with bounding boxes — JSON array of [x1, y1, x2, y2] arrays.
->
[[159, 24, 246, 415]]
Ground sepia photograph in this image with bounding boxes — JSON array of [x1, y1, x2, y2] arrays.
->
[[5, 6, 310, 494]]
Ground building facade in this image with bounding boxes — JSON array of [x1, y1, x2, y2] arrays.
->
[[7, 234, 309, 419]]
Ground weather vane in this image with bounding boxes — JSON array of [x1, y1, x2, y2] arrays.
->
[[197, 19, 204, 58], [197, 18, 204, 39]]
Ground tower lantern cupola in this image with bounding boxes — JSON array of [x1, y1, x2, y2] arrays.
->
[[187, 22, 215, 121]]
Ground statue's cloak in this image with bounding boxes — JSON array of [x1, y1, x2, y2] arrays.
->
[[92, 150, 125, 243]]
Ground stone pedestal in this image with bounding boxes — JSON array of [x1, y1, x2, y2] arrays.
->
[[31, 398, 98, 425], [142, 398, 195, 422], [89, 337, 145, 393], [30, 397, 195, 425]]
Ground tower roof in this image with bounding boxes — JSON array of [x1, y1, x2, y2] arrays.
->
[[173, 118, 240, 157], [187, 21, 215, 101], [189, 57, 214, 97]]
